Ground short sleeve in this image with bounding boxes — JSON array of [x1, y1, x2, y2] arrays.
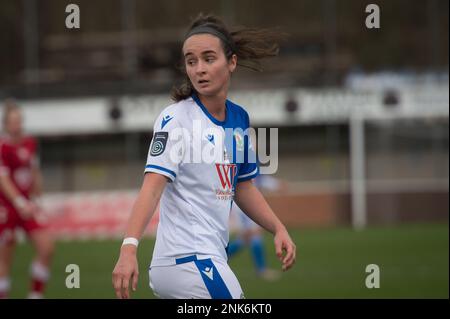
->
[[144, 111, 184, 182], [0, 142, 11, 176], [29, 137, 40, 169], [237, 112, 259, 183]]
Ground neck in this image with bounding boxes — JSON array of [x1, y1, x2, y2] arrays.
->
[[7, 133, 22, 144], [198, 93, 227, 122]]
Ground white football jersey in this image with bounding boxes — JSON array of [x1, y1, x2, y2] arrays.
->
[[146, 95, 259, 267]]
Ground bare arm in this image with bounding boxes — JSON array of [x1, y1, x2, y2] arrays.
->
[[112, 172, 167, 299], [124, 172, 167, 239], [0, 173, 23, 203], [30, 166, 43, 198], [0, 173, 36, 218], [234, 180, 296, 271]]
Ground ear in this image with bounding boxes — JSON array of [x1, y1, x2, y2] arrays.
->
[[228, 54, 237, 73]]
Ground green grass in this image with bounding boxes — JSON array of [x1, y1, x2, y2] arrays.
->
[[8, 223, 449, 299]]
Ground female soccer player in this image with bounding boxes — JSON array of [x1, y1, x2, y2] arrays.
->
[[112, 14, 296, 299], [0, 100, 54, 299]]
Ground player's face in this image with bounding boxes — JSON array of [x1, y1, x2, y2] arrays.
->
[[5, 110, 23, 137], [183, 34, 237, 98]]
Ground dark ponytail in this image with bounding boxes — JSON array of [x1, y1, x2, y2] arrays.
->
[[171, 13, 285, 102]]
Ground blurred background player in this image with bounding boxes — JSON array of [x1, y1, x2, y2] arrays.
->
[[0, 99, 54, 299], [228, 174, 289, 281]]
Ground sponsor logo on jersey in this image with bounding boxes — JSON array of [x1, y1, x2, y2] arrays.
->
[[215, 163, 236, 200]]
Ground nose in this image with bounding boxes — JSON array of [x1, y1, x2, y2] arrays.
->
[[195, 60, 206, 75]]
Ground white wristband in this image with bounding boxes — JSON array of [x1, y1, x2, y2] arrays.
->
[[122, 237, 139, 247]]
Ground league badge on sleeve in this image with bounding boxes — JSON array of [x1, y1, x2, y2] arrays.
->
[[150, 132, 169, 156]]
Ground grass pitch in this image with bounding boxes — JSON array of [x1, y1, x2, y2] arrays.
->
[[8, 223, 448, 299]]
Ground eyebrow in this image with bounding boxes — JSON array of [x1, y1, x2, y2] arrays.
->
[[184, 50, 217, 58]]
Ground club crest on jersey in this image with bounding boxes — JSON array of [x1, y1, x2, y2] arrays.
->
[[234, 131, 244, 152], [206, 134, 215, 146], [150, 132, 168, 157], [215, 163, 236, 200]]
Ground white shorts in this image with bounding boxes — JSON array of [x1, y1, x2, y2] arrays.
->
[[149, 255, 244, 299]]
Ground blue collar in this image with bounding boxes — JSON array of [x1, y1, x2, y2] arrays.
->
[[192, 94, 229, 127]]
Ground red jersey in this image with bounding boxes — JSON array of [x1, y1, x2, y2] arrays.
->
[[0, 135, 38, 204]]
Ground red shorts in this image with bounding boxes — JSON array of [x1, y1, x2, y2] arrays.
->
[[0, 204, 46, 244]]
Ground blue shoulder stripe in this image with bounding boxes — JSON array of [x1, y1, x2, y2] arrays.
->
[[145, 164, 176, 180]]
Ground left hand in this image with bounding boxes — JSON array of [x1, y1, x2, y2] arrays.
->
[[32, 197, 48, 223], [274, 226, 296, 271]]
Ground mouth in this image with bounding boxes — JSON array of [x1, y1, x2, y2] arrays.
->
[[197, 79, 209, 85]]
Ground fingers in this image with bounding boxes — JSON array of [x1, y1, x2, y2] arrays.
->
[[274, 238, 283, 262], [121, 276, 130, 299], [132, 269, 139, 292], [282, 241, 293, 264], [282, 241, 296, 271], [112, 254, 139, 299], [112, 268, 138, 299], [113, 274, 130, 299], [275, 230, 297, 271], [112, 272, 123, 299], [22, 202, 38, 219]]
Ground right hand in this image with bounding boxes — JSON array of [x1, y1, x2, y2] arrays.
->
[[112, 245, 139, 299], [15, 198, 38, 220]]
